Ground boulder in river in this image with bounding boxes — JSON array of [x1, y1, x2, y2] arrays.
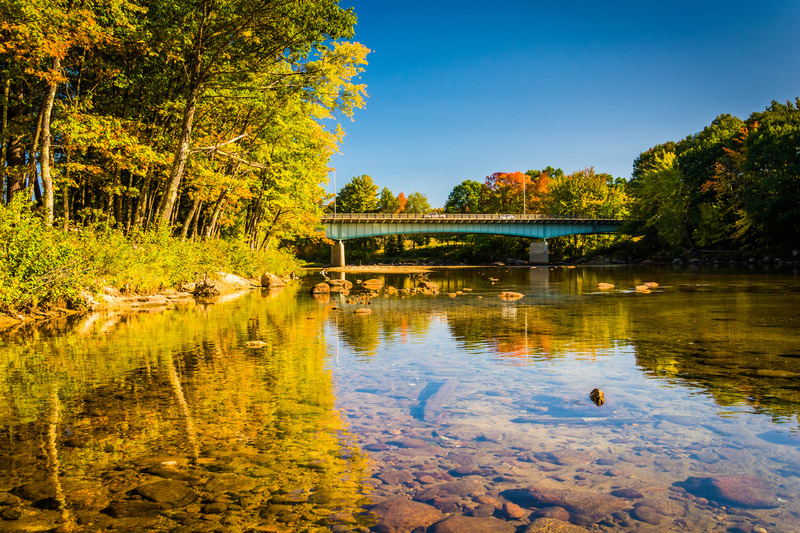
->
[[679, 475, 778, 509], [371, 496, 444, 533], [597, 283, 615, 289], [260, 272, 285, 288], [418, 280, 440, 292], [498, 292, 524, 300], [327, 279, 353, 291], [361, 278, 384, 289], [311, 282, 330, 294], [429, 515, 516, 533], [502, 486, 627, 525]]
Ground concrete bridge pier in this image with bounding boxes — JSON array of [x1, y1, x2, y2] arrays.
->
[[529, 240, 549, 264], [331, 240, 346, 267]]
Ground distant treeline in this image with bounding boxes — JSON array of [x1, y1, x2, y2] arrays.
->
[[329, 99, 799, 261], [629, 99, 800, 255]]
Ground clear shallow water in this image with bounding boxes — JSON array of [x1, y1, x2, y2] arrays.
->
[[1, 266, 799, 531]]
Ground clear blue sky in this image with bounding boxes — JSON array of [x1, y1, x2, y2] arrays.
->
[[329, 1, 800, 208]]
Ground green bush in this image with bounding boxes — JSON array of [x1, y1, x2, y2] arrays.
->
[[0, 198, 89, 310], [0, 199, 301, 312]]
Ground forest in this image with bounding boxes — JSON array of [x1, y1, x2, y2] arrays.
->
[[1, 0, 798, 312], [0, 0, 368, 309]]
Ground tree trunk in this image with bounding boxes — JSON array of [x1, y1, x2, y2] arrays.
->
[[1, 77, 8, 202], [190, 201, 204, 240], [156, 79, 200, 227], [133, 168, 152, 228], [40, 56, 61, 224], [181, 195, 201, 240], [258, 208, 282, 252], [204, 190, 227, 239]]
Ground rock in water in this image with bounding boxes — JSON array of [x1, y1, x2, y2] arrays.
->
[[418, 379, 457, 422], [589, 388, 605, 406], [311, 282, 330, 294], [502, 487, 626, 525], [498, 291, 524, 300], [260, 272, 285, 288], [680, 475, 778, 509], [371, 497, 444, 533], [429, 515, 515, 533]]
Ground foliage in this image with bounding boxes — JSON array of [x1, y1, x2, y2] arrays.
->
[[404, 191, 431, 214], [0, 197, 88, 310], [336, 174, 379, 213], [0, 202, 299, 312], [628, 99, 800, 253], [444, 180, 483, 213]]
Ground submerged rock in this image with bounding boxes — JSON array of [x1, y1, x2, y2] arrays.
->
[[502, 487, 627, 525], [135, 479, 197, 508], [371, 497, 444, 533], [429, 515, 515, 533], [679, 475, 778, 509], [524, 517, 587, 532]]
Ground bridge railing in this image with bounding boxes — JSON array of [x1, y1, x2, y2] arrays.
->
[[321, 212, 624, 222]]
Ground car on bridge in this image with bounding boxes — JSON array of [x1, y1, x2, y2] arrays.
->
[[499, 214, 516, 220]]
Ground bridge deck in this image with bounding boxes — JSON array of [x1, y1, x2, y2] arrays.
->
[[321, 213, 623, 224]]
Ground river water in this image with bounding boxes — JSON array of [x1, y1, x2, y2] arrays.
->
[[1, 266, 799, 532]]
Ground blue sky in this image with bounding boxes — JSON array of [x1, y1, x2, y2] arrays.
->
[[329, 1, 800, 208]]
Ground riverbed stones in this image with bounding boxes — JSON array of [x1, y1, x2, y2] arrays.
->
[[104, 499, 162, 518], [531, 506, 571, 521], [502, 487, 627, 525], [543, 449, 596, 466], [631, 504, 661, 525], [203, 473, 258, 496], [680, 475, 778, 509], [596, 283, 615, 289], [135, 479, 197, 508], [413, 479, 484, 503], [429, 515, 516, 533], [523, 517, 587, 532], [371, 497, 444, 533], [610, 488, 643, 499]]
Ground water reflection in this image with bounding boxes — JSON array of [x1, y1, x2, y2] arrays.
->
[[1, 266, 800, 532], [0, 287, 372, 532]]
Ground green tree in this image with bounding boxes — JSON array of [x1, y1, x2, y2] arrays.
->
[[404, 191, 431, 214], [336, 175, 379, 213], [444, 180, 483, 213]]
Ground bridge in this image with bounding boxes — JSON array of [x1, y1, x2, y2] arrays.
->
[[321, 213, 626, 266]]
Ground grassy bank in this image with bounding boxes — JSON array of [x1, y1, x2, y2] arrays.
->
[[0, 199, 300, 314]]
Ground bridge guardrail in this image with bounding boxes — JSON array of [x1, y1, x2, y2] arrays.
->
[[321, 213, 625, 223]]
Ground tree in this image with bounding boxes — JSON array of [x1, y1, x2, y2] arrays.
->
[[544, 167, 629, 258], [404, 191, 431, 214], [444, 180, 483, 213], [336, 175, 378, 212], [378, 187, 400, 213]]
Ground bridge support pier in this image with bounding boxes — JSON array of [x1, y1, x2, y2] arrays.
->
[[331, 240, 346, 267], [529, 240, 549, 264]]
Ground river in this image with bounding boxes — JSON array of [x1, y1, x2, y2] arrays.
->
[[0, 266, 798, 532]]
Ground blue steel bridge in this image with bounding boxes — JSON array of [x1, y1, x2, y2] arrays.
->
[[321, 213, 626, 266]]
